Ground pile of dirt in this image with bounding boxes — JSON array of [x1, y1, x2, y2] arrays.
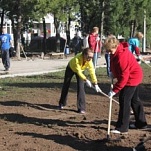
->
[[0, 84, 151, 151]]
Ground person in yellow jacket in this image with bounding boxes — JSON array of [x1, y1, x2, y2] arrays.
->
[[59, 47, 102, 114]]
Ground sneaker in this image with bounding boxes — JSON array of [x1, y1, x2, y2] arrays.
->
[[4, 68, 9, 71], [58, 104, 64, 110], [111, 129, 128, 134], [129, 124, 136, 129], [78, 109, 85, 114], [130, 110, 134, 115], [129, 124, 147, 129]]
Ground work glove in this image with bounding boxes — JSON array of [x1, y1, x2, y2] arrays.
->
[[137, 55, 143, 60], [94, 84, 102, 93], [85, 79, 92, 88], [108, 90, 116, 98]]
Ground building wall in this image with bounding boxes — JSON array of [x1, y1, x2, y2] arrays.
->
[[1, 13, 79, 41]]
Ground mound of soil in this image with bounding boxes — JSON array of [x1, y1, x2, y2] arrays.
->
[[0, 83, 151, 151]]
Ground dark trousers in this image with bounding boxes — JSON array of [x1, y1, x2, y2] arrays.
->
[[2, 50, 10, 69], [105, 53, 110, 76], [59, 65, 85, 111], [116, 86, 147, 132]]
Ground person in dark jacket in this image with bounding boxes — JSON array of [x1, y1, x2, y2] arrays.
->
[[103, 36, 147, 134], [72, 33, 82, 55]]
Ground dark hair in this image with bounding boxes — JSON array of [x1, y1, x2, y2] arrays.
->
[[82, 47, 94, 55]]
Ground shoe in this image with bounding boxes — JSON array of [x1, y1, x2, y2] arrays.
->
[[130, 110, 134, 115], [58, 104, 64, 110], [129, 124, 136, 129], [129, 124, 147, 129], [111, 129, 128, 134], [4, 68, 9, 71], [78, 109, 85, 114]]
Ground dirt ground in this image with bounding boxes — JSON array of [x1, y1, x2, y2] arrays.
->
[[0, 67, 151, 151]]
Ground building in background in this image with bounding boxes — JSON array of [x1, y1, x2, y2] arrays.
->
[[0, 13, 79, 43]]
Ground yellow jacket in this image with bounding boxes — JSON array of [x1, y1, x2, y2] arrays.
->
[[69, 53, 97, 83]]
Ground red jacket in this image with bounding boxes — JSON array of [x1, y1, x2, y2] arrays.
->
[[110, 42, 143, 93], [88, 33, 101, 53]]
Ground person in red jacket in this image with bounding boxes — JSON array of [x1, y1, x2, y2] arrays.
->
[[88, 27, 102, 69], [103, 36, 147, 134]]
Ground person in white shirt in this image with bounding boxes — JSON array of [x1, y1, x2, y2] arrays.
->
[[82, 33, 89, 49]]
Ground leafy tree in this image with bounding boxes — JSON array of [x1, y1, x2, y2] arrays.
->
[[0, 0, 48, 59], [44, 0, 79, 50], [1, 0, 151, 56]]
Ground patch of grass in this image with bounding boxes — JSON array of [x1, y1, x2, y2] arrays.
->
[[0, 65, 150, 97]]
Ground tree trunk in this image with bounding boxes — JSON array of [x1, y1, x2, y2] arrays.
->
[[66, 14, 71, 46], [0, 9, 5, 34], [42, 18, 46, 54], [54, 15, 61, 52], [130, 20, 134, 38], [16, 15, 22, 60], [130, 20, 136, 38], [100, 1, 105, 41]]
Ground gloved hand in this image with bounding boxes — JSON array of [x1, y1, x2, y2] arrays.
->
[[85, 79, 92, 88], [108, 90, 116, 98], [94, 84, 102, 92], [137, 55, 143, 60], [96, 37, 100, 41]]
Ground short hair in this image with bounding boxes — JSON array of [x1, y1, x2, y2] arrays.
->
[[103, 37, 119, 50], [2, 27, 6, 34], [135, 32, 143, 39], [92, 27, 99, 32], [108, 34, 116, 38], [82, 47, 94, 55]]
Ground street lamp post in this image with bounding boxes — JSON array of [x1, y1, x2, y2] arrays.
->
[[143, 10, 146, 52], [100, 1, 104, 42]]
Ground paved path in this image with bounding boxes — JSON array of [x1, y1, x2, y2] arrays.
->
[[0, 54, 150, 79], [0, 56, 106, 78]]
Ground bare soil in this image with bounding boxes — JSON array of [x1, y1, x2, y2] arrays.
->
[[0, 69, 151, 151]]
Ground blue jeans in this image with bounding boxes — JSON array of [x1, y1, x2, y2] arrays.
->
[[92, 52, 98, 69], [2, 50, 10, 69]]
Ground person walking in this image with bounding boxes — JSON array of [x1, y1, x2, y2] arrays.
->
[[59, 48, 102, 114], [0, 27, 13, 71], [82, 33, 89, 49], [72, 33, 82, 55], [103, 36, 147, 134], [88, 27, 102, 69]]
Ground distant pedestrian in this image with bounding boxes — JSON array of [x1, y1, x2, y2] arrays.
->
[[59, 48, 102, 114], [128, 32, 143, 61], [104, 34, 116, 77], [0, 27, 13, 71], [88, 27, 102, 69], [72, 33, 82, 55], [82, 33, 89, 49], [104, 36, 147, 134]]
